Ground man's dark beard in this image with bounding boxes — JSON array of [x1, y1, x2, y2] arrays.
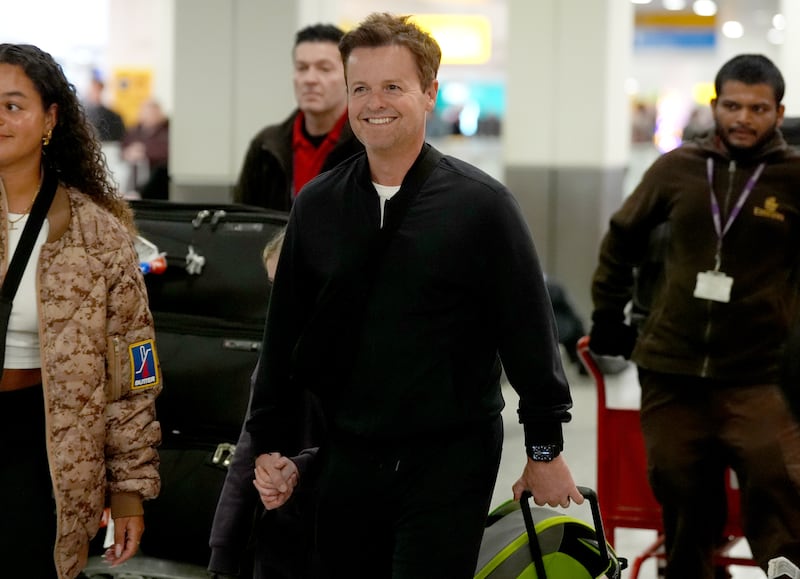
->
[[715, 123, 778, 159]]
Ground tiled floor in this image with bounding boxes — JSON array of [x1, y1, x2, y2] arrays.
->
[[492, 354, 766, 578]]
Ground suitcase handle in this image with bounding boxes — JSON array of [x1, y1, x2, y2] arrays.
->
[[519, 486, 616, 579]]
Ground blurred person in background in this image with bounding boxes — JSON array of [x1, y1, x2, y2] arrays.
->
[[121, 98, 169, 200], [84, 74, 125, 143], [233, 23, 363, 210]]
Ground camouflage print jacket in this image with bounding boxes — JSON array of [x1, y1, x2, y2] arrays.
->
[[1, 185, 162, 579]]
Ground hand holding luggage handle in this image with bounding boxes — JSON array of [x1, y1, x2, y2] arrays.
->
[[519, 486, 623, 579]]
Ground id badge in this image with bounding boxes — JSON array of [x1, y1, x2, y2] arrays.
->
[[693, 270, 733, 303]]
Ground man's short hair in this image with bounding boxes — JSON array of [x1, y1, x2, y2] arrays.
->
[[295, 23, 345, 47], [715, 54, 785, 104], [338, 12, 442, 90]]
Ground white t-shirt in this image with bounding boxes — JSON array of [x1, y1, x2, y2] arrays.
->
[[373, 183, 401, 228]]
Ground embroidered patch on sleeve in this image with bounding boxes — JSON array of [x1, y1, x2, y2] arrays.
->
[[129, 339, 161, 390]]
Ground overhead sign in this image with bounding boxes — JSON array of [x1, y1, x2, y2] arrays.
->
[[410, 14, 492, 65], [635, 12, 716, 50]]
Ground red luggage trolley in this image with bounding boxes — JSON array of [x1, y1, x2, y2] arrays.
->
[[576, 335, 758, 577]]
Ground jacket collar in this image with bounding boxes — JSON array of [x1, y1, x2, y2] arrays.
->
[[695, 129, 788, 164]]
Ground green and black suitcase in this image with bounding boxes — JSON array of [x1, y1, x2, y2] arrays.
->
[[475, 486, 626, 579]]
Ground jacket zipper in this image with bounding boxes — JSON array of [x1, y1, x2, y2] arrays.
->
[[701, 159, 736, 377], [110, 336, 122, 401]]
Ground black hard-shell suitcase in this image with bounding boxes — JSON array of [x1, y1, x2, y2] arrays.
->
[[138, 433, 235, 568], [131, 199, 288, 323], [475, 486, 626, 579], [152, 311, 261, 440], [131, 201, 288, 437]]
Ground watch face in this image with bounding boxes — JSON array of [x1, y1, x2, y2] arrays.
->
[[529, 445, 559, 461]]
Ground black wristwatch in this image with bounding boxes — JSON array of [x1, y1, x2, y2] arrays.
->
[[527, 444, 561, 462]]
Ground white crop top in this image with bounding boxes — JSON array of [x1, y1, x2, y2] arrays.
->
[[5, 213, 48, 369]]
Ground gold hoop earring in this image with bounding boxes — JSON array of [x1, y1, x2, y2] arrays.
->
[[42, 129, 52, 147]]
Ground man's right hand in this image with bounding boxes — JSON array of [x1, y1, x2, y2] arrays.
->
[[589, 313, 638, 359], [254, 453, 299, 510]]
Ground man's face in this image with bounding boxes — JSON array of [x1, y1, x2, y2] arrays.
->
[[293, 41, 347, 118], [711, 80, 784, 155], [346, 44, 437, 157]]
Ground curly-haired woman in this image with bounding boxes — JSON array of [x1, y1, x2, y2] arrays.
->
[[0, 43, 161, 578]]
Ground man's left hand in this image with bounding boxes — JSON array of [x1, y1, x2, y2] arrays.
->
[[512, 455, 584, 508]]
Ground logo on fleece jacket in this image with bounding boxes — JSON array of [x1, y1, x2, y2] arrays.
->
[[753, 196, 785, 222]]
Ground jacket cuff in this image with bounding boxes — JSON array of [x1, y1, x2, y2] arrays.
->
[[110, 492, 144, 519], [522, 421, 564, 451], [591, 308, 626, 325], [208, 546, 242, 576], [290, 448, 317, 477], [248, 432, 275, 458]]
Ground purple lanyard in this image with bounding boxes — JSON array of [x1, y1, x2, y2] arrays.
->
[[706, 157, 765, 269]]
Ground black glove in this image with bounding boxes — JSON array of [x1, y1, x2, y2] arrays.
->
[[589, 312, 638, 359]]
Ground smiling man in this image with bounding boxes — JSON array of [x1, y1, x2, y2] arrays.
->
[[233, 23, 363, 210], [246, 12, 582, 579], [589, 54, 800, 577]]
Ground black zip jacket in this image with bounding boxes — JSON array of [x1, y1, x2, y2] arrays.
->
[[592, 131, 800, 382], [246, 145, 572, 456]]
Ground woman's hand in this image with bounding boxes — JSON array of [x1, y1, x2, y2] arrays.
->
[[103, 515, 144, 566]]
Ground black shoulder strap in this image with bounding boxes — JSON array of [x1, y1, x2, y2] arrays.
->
[[0, 169, 58, 377], [2, 168, 58, 301]]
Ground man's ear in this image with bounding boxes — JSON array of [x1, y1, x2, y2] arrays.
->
[[425, 79, 439, 112]]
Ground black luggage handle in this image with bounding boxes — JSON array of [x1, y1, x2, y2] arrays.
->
[[519, 486, 618, 579]]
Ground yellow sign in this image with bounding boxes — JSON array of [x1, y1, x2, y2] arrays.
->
[[635, 12, 715, 28], [111, 68, 153, 128], [339, 15, 492, 65], [410, 14, 492, 65]]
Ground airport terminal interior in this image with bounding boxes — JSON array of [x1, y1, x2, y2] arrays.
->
[[3, 0, 798, 577]]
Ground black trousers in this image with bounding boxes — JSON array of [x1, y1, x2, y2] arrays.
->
[[314, 416, 503, 579], [0, 384, 58, 578]]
